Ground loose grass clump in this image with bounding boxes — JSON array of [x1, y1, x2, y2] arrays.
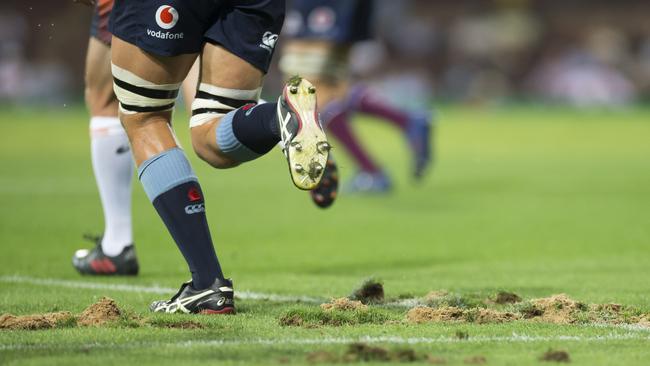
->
[[349, 278, 385, 304], [279, 306, 393, 327]]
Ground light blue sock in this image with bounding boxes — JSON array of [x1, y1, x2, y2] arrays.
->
[[137, 147, 197, 202]]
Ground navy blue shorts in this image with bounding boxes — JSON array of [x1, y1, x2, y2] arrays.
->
[[90, 0, 114, 45], [283, 0, 373, 44], [109, 0, 285, 73]]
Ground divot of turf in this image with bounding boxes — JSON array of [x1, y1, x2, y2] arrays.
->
[[279, 306, 392, 327], [540, 349, 571, 363], [636, 315, 650, 327], [0, 311, 74, 330], [321, 298, 368, 312], [349, 278, 384, 304], [527, 294, 586, 324], [422, 291, 486, 309], [407, 306, 465, 323], [278, 314, 304, 327], [493, 291, 522, 304], [147, 318, 204, 329], [78, 297, 122, 326], [408, 292, 650, 327], [306, 343, 424, 363], [407, 306, 518, 324], [0, 297, 207, 331], [467, 308, 519, 324]]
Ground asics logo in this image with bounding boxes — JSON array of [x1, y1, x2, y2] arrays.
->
[[116, 145, 130, 154], [184, 204, 205, 214], [259, 31, 279, 52]]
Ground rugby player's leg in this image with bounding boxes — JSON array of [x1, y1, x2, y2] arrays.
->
[[188, 44, 271, 169], [84, 37, 134, 258], [189, 43, 329, 190], [181, 59, 200, 112], [111, 37, 225, 291]]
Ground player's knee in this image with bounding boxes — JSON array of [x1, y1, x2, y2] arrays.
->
[[188, 83, 261, 168], [85, 83, 119, 116], [111, 63, 180, 116], [188, 83, 261, 129]]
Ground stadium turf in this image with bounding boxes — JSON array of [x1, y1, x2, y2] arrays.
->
[[1, 105, 649, 365]]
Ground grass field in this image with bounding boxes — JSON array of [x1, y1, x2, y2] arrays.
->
[[1, 105, 649, 365]]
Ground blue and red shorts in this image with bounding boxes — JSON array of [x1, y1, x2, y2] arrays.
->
[[108, 0, 285, 73]]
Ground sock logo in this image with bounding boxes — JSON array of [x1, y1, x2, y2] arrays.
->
[[116, 145, 130, 154], [184, 204, 205, 215], [187, 187, 202, 202], [243, 103, 258, 116]]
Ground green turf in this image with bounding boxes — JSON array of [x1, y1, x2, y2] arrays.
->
[[1, 105, 649, 365]]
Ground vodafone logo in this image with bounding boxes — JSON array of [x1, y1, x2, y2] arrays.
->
[[155, 5, 179, 30]]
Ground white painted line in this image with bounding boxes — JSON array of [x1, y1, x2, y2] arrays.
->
[[1, 333, 649, 351], [0, 275, 322, 303]]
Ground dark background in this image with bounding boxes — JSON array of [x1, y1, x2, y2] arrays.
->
[[2, 0, 649, 105]]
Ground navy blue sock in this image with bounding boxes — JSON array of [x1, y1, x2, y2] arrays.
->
[[139, 148, 223, 290], [216, 103, 280, 162]]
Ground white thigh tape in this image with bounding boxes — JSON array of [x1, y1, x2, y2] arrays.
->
[[111, 63, 181, 114], [189, 83, 261, 127]]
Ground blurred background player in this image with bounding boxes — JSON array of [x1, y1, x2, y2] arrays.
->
[[279, 0, 434, 195], [71, 0, 200, 276]]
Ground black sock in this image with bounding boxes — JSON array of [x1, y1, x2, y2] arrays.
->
[[231, 102, 281, 155], [152, 181, 223, 289]]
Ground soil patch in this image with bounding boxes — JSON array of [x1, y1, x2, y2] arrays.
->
[[0, 311, 74, 330], [636, 315, 650, 327], [350, 278, 385, 304], [527, 294, 586, 324], [407, 306, 517, 324], [321, 298, 368, 312], [540, 349, 570, 363], [77, 297, 122, 326], [470, 308, 519, 324], [407, 306, 465, 323]]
